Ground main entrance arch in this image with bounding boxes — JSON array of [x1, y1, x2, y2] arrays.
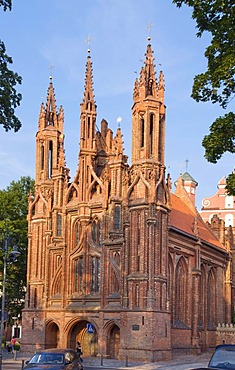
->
[[68, 320, 98, 357], [108, 324, 120, 359]]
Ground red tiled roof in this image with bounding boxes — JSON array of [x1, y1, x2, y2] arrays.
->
[[170, 193, 226, 250]]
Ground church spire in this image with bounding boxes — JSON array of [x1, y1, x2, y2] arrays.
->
[[80, 50, 97, 151], [132, 38, 166, 164], [36, 77, 65, 182], [77, 49, 97, 201], [141, 37, 157, 98], [80, 50, 96, 115]]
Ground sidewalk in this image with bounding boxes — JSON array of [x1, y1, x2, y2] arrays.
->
[[84, 353, 210, 369], [2, 351, 211, 369]]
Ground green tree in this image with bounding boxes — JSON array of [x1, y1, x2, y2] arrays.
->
[[0, 0, 22, 132], [0, 0, 11, 11], [0, 176, 34, 321], [172, 0, 235, 194]]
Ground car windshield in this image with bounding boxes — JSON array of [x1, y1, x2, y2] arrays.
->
[[29, 353, 64, 364], [209, 347, 235, 369]]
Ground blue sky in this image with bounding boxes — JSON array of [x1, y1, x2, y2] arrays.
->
[[0, 0, 233, 208]]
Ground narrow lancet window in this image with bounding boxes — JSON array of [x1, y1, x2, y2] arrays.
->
[[140, 118, 145, 148], [114, 206, 121, 230], [91, 257, 100, 294], [41, 145, 44, 170], [150, 114, 154, 155], [75, 222, 80, 245], [57, 214, 62, 236], [75, 257, 83, 293], [48, 140, 53, 178]]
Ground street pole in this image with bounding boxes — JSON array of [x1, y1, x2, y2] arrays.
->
[[0, 236, 7, 370]]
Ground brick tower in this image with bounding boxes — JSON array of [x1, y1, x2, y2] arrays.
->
[[121, 36, 171, 360]]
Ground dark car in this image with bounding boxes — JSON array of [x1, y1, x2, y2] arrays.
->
[[191, 344, 235, 369], [24, 348, 82, 369]]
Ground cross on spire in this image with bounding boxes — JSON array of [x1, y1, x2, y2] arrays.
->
[[49, 65, 55, 80], [85, 34, 93, 54], [147, 23, 153, 42]]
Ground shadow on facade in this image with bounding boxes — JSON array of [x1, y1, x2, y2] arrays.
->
[[45, 321, 59, 349]]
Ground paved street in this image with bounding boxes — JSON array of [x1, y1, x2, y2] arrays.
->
[[2, 352, 211, 370]]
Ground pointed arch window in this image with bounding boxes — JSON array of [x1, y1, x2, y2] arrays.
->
[[136, 213, 141, 271], [56, 214, 62, 237], [175, 257, 188, 326], [41, 145, 44, 170], [135, 284, 140, 308], [199, 266, 206, 327], [92, 219, 102, 246], [75, 221, 81, 245], [207, 268, 216, 327], [140, 118, 145, 148], [75, 257, 83, 294], [33, 288, 37, 308], [87, 116, 90, 138], [48, 140, 53, 178], [114, 206, 121, 230], [168, 256, 174, 322], [158, 114, 164, 162], [91, 256, 100, 294], [149, 113, 154, 155]]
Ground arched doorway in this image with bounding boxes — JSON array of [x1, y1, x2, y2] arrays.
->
[[45, 322, 59, 349], [108, 325, 120, 359], [68, 320, 98, 357]]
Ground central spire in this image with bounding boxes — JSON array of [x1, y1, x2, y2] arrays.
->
[[79, 48, 97, 153], [133, 37, 162, 103]]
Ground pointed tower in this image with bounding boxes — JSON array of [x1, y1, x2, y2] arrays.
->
[[121, 39, 171, 361], [35, 76, 65, 183], [132, 37, 165, 165], [77, 49, 97, 202], [23, 77, 68, 348]]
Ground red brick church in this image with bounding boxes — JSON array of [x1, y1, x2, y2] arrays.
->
[[22, 38, 235, 361]]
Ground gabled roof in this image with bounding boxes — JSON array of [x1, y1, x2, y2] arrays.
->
[[170, 193, 226, 251]]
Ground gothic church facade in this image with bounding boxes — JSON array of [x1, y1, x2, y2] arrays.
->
[[22, 39, 234, 361]]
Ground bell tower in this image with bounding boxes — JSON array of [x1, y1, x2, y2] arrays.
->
[[121, 38, 171, 361], [132, 37, 165, 166], [35, 76, 65, 183]]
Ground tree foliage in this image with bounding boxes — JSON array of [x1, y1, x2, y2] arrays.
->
[[172, 0, 235, 194], [0, 0, 22, 132], [0, 0, 11, 11], [0, 176, 34, 320]]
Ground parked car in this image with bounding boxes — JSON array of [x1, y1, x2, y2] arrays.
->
[[190, 344, 235, 369], [24, 348, 83, 369]]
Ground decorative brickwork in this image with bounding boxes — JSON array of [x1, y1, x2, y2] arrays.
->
[[21, 40, 235, 362]]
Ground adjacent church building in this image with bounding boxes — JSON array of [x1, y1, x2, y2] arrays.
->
[[22, 38, 235, 362]]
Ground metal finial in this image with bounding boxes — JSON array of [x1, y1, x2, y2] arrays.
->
[[117, 116, 122, 128], [85, 34, 93, 54], [147, 23, 153, 42], [49, 65, 55, 81], [186, 158, 189, 172]]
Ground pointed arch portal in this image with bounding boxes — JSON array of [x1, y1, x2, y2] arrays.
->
[[68, 320, 98, 357], [108, 324, 120, 359], [45, 321, 59, 349]]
